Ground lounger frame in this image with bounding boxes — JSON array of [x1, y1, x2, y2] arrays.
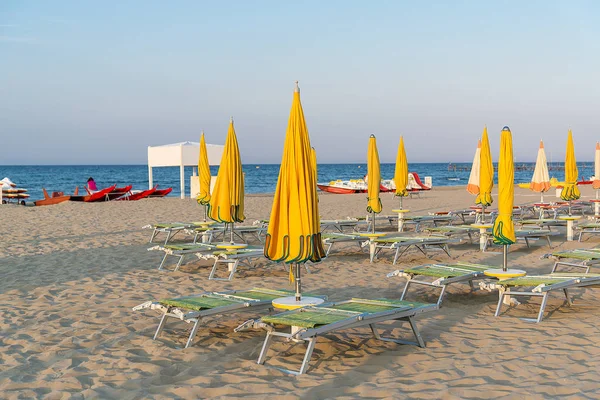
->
[[256, 299, 437, 375]]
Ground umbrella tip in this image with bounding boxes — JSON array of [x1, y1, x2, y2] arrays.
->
[[230, 116, 233, 123], [370, 134, 375, 138], [502, 126, 510, 131], [294, 81, 299, 92]]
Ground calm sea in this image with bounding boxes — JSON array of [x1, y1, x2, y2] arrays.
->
[[0, 163, 595, 200]]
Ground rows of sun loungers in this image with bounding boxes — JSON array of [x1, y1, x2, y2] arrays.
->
[[133, 208, 600, 374]]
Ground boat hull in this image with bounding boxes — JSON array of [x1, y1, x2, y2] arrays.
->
[[317, 184, 360, 194], [70, 185, 117, 202], [119, 187, 157, 201], [148, 187, 173, 198]]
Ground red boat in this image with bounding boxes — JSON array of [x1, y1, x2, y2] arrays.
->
[[317, 184, 361, 194], [107, 185, 133, 200], [118, 186, 157, 201], [70, 184, 117, 202], [35, 187, 78, 206], [148, 186, 173, 198]]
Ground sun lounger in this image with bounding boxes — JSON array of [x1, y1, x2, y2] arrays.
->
[[482, 273, 600, 322], [544, 248, 600, 273], [483, 229, 558, 251], [200, 247, 266, 281], [143, 222, 207, 245], [575, 222, 600, 242], [519, 218, 567, 231], [387, 262, 493, 306], [320, 218, 366, 233], [385, 215, 454, 232], [253, 298, 438, 375], [422, 225, 477, 243], [373, 235, 454, 264], [212, 225, 267, 243], [148, 243, 216, 271], [133, 288, 314, 348], [321, 232, 366, 256]]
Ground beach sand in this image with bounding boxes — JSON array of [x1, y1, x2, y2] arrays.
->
[[2, 186, 600, 398]]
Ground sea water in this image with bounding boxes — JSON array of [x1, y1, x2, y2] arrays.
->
[[0, 163, 595, 200]]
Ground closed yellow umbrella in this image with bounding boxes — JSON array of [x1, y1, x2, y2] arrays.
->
[[264, 82, 325, 305], [367, 134, 382, 232], [560, 130, 580, 211], [208, 118, 245, 243], [476, 126, 494, 221], [394, 136, 408, 208], [485, 126, 524, 279], [197, 132, 212, 220], [493, 126, 516, 248]]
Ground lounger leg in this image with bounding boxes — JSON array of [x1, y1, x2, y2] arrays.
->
[[564, 288, 573, 306], [299, 338, 317, 375], [185, 320, 201, 348], [437, 285, 447, 307], [524, 238, 530, 248], [257, 332, 275, 365], [173, 255, 185, 272], [442, 244, 451, 257], [467, 233, 473, 244], [468, 280, 474, 291], [326, 242, 333, 257], [546, 236, 552, 248], [154, 313, 169, 340], [494, 289, 506, 317], [158, 253, 169, 270], [400, 279, 412, 301], [408, 317, 426, 348], [537, 293, 549, 323], [150, 228, 159, 243], [208, 261, 219, 280], [227, 260, 239, 281]]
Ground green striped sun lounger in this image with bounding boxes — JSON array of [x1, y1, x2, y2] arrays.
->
[[132, 288, 322, 348], [143, 222, 211, 245], [423, 225, 477, 243], [148, 243, 217, 271], [321, 232, 366, 256], [519, 218, 567, 230], [575, 222, 600, 242], [545, 248, 600, 273], [481, 273, 600, 323], [387, 263, 493, 306], [373, 235, 454, 264], [252, 298, 437, 375]]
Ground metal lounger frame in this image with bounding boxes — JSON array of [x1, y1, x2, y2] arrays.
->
[[492, 275, 600, 323], [388, 263, 489, 307], [202, 251, 265, 281], [133, 289, 278, 348], [256, 300, 437, 375], [149, 244, 215, 271], [322, 234, 367, 256], [374, 237, 453, 265]]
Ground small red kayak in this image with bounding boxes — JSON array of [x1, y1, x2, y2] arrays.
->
[[148, 186, 173, 198], [118, 187, 157, 201], [70, 184, 117, 202]]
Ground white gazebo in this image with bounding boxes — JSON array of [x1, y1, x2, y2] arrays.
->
[[147, 141, 224, 199]]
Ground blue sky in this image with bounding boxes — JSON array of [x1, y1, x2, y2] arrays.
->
[[2, 1, 599, 165]]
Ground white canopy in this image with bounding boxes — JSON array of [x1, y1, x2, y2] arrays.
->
[[148, 141, 224, 199]]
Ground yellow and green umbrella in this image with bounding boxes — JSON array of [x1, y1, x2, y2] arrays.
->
[[264, 82, 325, 301], [394, 136, 408, 208], [560, 130, 580, 209], [476, 126, 494, 219], [197, 131, 212, 220], [367, 134, 382, 232], [207, 118, 245, 242], [493, 126, 516, 252]]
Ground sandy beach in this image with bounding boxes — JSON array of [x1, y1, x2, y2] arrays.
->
[[2, 186, 600, 399]]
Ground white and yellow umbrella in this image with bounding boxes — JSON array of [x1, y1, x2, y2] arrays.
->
[[467, 139, 481, 195], [530, 140, 551, 203]]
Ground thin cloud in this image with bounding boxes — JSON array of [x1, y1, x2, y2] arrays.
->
[[0, 24, 18, 27]]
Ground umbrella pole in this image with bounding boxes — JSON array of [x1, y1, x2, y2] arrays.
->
[[372, 211, 375, 233], [400, 195, 403, 210], [203, 205, 207, 222], [481, 205, 486, 224], [230, 223, 234, 244], [569, 200, 572, 216], [295, 263, 301, 301], [503, 245, 508, 272]]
